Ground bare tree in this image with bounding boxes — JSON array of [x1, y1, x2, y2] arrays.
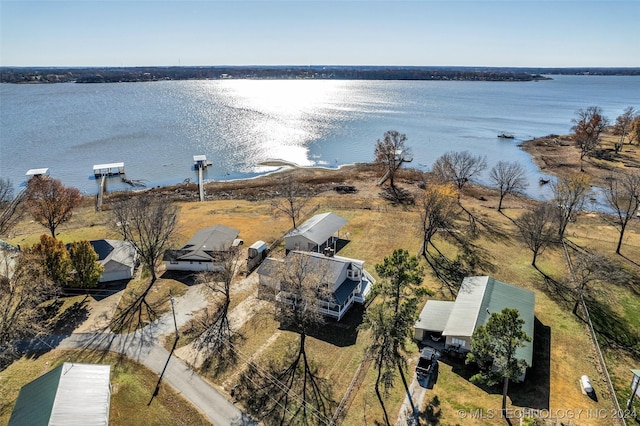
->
[[571, 106, 609, 171], [431, 151, 487, 200], [238, 252, 335, 425], [612, 106, 637, 153], [0, 251, 56, 368], [630, 115, 640, 145], [271, 174, 309, 229], [489, 161, 528, 211], [570, 251, 622, 315], [192, 248, 241, 369], [603, 171, 640, 255], [110, 193, 178, 331], [374, 130, 412, 188], [515, 203, 557, 267], [417, 182, 458, 257], [0, 178, 24, 237], [26, 176, 82, 238], [552, 173, 592, 239], [111, 193, 177, 284]]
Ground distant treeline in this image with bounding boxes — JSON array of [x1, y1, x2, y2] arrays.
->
[[1, 66, 639, 84]]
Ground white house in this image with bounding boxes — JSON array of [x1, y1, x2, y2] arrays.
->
[[9, 362, 111, 426], [257, 250, 374, 321], [284, 212, 347, 253], [89, 239, 138, 283], [163, 224, 241, 272], [414, 276, 535, 380]]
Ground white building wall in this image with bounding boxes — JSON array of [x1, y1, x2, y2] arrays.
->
[[165, 261, 220, 272], [284, 235, 315, 252]]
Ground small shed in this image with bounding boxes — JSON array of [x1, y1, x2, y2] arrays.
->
[[9, 362, 111, 426]]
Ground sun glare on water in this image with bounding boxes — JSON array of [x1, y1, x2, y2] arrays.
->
[[213, 79, 347, 168]]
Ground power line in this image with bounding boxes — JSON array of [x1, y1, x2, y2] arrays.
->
[[223, 337, 333, 425]]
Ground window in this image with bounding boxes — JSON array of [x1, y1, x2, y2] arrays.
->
[[451, 338, 466, 347]]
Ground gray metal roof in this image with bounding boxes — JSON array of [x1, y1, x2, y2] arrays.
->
[[285, 212, 347, 245], [9, 362, 111, 426], [90, 239, 137, 267], [259, 251, 366, 304], [442, 276, 535, 365], [414, 300, 455, 332], [164, 224, 239, 261]]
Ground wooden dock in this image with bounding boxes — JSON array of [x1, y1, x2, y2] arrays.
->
[[193, 155, 211, 202]]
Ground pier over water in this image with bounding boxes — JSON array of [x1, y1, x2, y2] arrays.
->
[[93, 162, 124, 211], [193, 155, 212, 202]]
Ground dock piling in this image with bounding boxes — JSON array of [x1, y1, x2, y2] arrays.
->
[[193, 155, 211, 202]]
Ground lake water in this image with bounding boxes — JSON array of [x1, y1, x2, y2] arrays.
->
[[1, 76, 639, 200]]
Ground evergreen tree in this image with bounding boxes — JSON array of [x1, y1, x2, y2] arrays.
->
[[361, 249, 426, 424], [466, 308, 531, 418]]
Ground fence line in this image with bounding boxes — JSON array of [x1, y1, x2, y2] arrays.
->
[[331, 349, 372, 425], [561, 239, 625, 426]]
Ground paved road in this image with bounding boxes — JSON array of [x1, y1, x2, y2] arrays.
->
[[26, 331, 255, 426]]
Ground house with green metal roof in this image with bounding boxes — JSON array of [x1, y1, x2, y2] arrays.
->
[[9, 362, 111, 425], [257, 250, 374, 321], [414, 276, 535, 380]]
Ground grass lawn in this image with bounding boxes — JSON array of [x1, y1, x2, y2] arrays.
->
[[3, 157, 639, 425], [0, 349, 210, 426]]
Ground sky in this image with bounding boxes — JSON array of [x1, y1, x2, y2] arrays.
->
[[1, 0, 639, 68]]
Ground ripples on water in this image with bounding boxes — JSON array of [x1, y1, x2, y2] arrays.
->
[[1, 76, 639, 200]]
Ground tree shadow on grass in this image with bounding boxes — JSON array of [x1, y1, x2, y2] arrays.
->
[[159, 270, 199, 286], [419, 395, 443, 425], [379, 186, 415, 206], [441, 318, 551, 411], [279, 304, 364, 348], [530, 265, 574, 307], [197, 334, 244, 380], [584, 298, 640, 356], [48, 297, 91, 335], [236, 339, 336, 426], [423, 238, 496, 298]]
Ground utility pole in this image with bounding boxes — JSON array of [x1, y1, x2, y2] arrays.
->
[[148, 291, 180, 405]]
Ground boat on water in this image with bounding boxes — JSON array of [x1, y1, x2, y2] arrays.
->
[[497, 132, 515, 139]]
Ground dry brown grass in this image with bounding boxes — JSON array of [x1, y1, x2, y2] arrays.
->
[[521, 128, 640, 187], [3, 157, 639, 425]]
